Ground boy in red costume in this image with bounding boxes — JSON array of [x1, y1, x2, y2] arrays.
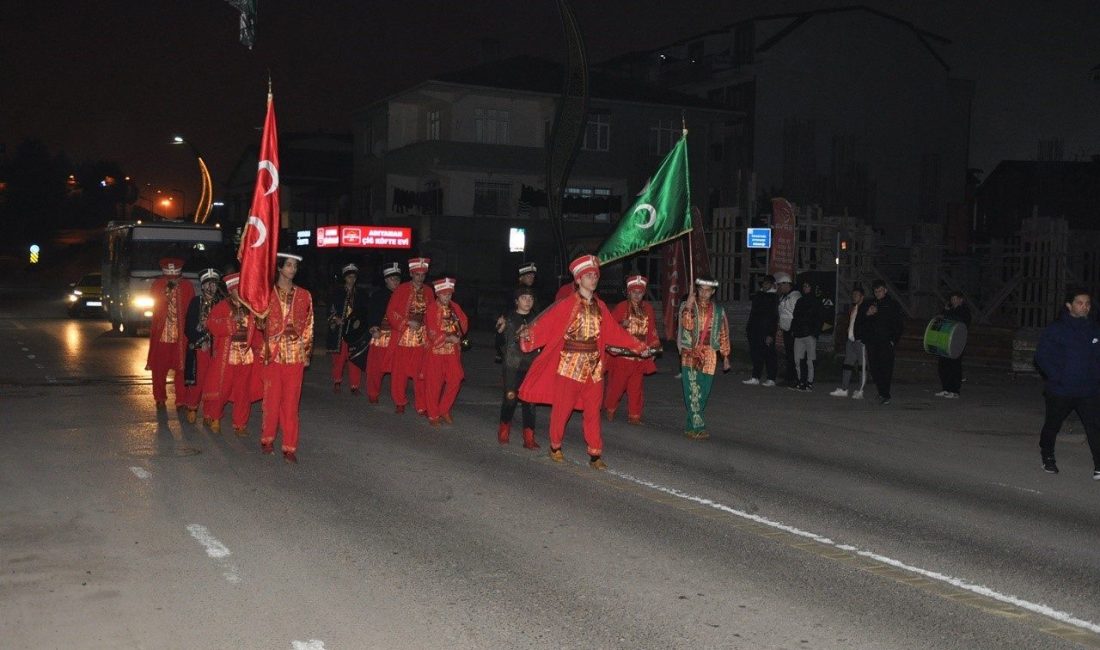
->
[[519, 255, 650, 469], [203, 273, 263, 435], [386, 257, 434, 414], [424, 277, 469, 426], [365, 263, 402, 403], [146, 257, 196, 408], [603, 275, 660, 424], [260, 253, 314, 463]]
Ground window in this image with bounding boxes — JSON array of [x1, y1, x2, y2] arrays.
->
[[427, 111, 441, 141], [649, 119, 677, 156], [474, 181, 512, 216], [582, 113, 610, 151], [475, 108, 510, 144]]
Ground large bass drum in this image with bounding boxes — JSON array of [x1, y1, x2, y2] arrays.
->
[[923, 317, 967, 359]]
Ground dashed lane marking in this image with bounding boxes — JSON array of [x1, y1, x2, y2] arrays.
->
[[185, 524, 241, 584], [291, 641, 327, 649], [129, 467, 151, 480]]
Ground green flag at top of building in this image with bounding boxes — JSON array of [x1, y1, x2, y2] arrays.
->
[[597, 134, 692, 263]]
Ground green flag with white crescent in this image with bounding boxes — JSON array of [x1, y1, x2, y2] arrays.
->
[[597, 135, 692, 263]]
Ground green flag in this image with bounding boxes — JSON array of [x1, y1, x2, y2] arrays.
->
[[597, 135, 692, 263]]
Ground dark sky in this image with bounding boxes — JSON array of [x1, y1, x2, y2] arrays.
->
[[3, 0, 1099, 211]]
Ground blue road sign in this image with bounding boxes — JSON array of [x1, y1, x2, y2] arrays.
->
[[746, 228, 772, 249]]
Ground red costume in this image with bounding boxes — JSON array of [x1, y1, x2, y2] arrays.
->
[[203, 286, 263, 432], [261, 281, 314, 454], [604, 278, 660, 423], [386, 261, 434, 413], [519, 259, 645, 459], [146, 258, 196, 406], [424, 279, 468, 424]]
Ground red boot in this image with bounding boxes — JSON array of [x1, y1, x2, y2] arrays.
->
[[522, 427, 540, 449], [497, 422, 510, 444]]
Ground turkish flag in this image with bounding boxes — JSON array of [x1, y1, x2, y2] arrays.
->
[[237, 93, 280, 315]]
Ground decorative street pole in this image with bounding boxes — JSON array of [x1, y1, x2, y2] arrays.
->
[[172, 136, 214, 223]]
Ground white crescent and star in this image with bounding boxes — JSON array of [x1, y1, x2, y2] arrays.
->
[[246, 216, 267, 248], [635, 203, 657, 229], [258, 160, 279, 195]]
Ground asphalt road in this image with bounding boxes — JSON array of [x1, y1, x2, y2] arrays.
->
[[2, 292, 1099, 649]]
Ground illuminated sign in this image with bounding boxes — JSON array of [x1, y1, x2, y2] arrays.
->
[[509, 227, 526, 253], [315, 225, 412, 249]]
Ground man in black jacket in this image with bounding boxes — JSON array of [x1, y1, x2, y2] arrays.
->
[[864, 279, 905, 404], [327, 263, 369, 394], [789, 278, 824, 391], [935, 291, 972, 398], [743, 275, 779, 386]]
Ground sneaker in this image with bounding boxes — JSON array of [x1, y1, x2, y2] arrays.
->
[[830, 388, 848, 397], [1042, 457, 1059, 474], [761, 379, 776, 387], [1093, 470, 1100, 480], [851, 390, 864, 400], [742, 377, 761, 386], [788, 383, 804, 392], [880, 397, 891, 405], [944, 392, 959, 399], [804, 383, 814, 392], [934, 390, 950, 397]]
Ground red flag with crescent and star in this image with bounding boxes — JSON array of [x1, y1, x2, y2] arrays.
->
[[237, 90, 280, 315]]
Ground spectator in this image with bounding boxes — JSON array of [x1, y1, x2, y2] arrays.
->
[[789, 278, 824, 391], [934, 291, 972, 398], [864, 279, 904, 405], [831, 287, 869, 399], [743, 275, 779, 387], [775, 273, 801, 387]]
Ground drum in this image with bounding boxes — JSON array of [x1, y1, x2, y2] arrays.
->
[[343, 311, 371, 370], [923, 317, 967, 359]]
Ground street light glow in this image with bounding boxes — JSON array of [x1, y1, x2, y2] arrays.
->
[[173, 136, 185, 144]]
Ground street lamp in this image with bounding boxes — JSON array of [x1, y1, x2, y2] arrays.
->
[[172, 135, 214, 224]]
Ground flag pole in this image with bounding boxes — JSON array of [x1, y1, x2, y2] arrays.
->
[[681, 115, 695, 289]]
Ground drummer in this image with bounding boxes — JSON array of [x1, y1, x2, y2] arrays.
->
[[935, 292, 971, 399], [863, 280, 905, 405], [327, 263, 369, 395]]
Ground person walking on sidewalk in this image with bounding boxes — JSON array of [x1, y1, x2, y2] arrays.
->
[[743, 274, 778, 387], [1034, 287, 1100, 478], [935, 291, 972, 398], [831, 287, 870, 399], [789, 277, 824, 391], [864, 279, 905, 405]]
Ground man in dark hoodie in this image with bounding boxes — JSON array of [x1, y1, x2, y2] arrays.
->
[[789, 277, 824, 391], [743, 274, 779, 387], [864, 279, 905, 404], [1035, 287, 1100, 478]]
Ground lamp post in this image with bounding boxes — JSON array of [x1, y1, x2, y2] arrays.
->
[[172, 135, 214, 224]]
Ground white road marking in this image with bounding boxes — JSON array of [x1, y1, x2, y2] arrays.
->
[[35, 364, 44, 369], [26, 354, 35, 359], [607, 468, 1100, 635], [186, 524, 241, 584], [291, 641, 326, 650], [991, 482, 1042, 495], [129, 467, 152, 480], [21, 347, 29, 351]]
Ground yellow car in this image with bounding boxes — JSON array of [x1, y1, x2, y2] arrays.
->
[[68, 272, 105, 317]]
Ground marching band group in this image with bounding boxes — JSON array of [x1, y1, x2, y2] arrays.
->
[[146, 251, 732, 469]]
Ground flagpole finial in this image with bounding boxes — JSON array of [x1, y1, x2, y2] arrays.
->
[[267, 70, 272, 100], [681, 111, 687, 137]]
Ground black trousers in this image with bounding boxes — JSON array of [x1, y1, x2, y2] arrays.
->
[[781, 330, 801, 384], [500, 367, 535, 429], [748, 334, 777, 380], [1039, 393, 1100, 467], [866, 342, 896, 399], [938, 355, 963, 393]]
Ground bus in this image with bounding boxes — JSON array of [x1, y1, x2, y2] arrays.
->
[[102, 220, 229, 335]]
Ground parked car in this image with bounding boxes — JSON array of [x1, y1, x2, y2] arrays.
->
[[68, 272, 105, 317]]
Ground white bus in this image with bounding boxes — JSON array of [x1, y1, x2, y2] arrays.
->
[[102, 220, 228, 335]]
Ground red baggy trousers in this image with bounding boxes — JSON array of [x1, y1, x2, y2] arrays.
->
[[549, 375, 604, 456], [425, 353, 463, 419], [261, 362, 304, 452], [603, 357, 645, 418], [330, 340, 362, 388], [391, 345, 427, 412]]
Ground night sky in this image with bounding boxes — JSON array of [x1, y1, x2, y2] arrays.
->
[[3, 0, 1099, 210]]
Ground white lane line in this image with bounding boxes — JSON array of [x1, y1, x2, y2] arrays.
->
[[607, 468, 1100, 635], [20, 347, 29, 352], [991, 482, 1042, 495], [186, 524, 241, 584], [129, 467, 152, 480], [292, 641, 326, 650], [26, 354, 35, 359]]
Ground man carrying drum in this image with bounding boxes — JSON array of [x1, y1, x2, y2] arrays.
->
[[933, 292, 972, 399]]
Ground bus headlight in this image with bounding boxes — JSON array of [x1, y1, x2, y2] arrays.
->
[[132, 295, 155, 309]]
